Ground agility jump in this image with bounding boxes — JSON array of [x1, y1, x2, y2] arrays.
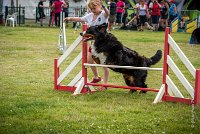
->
[[154, 27, 200, 105], [54, 24, 199, 106], [185, 18, 198, 33]]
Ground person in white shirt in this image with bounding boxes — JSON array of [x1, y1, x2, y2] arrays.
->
[[64, 0, 110, 90], [138, 0, 150, 31]]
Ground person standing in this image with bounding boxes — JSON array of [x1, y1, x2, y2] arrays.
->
[[108, 0, 116, 30], [149, 0, 161, 31], [168, 0, 177, 24], [116, 0, 125, 27], [64, 0, 110, 90], [52, 0, 65, 27], [138, 0, 151, 31], [63, 0, 69, 18], [63, 0, 69, 27], [122, 0, 128, 28], [38, 0, 45, 26], [160, 0, 169, 29], [48, 0, 55, 27]]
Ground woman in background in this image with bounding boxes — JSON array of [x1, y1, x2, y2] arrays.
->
[[160, 0, 169, 29], [116, 0, 125, 27], [149, 0, 161, 31], [52, 0, 66, 27], [138, 0, 152, 31], [168, 0, 177, 25]]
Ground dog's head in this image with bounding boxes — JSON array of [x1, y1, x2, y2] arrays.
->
[[81, 23, 108, 42]]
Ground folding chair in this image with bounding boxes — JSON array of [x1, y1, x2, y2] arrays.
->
[[5, 12, 18, 27]]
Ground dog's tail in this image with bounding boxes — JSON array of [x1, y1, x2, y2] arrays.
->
[[147, 50, 162, 66]]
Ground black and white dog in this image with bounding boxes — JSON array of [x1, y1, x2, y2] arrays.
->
[[82, 24, 162, 93]]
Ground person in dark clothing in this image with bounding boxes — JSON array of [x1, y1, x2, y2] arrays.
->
[[38, 0, 45, 26], [49, 0, 55, 27], [122, 2, 129, 28], [63, 0, 69, 18], [63, 0, 69, 27], [160, 0, 169, 28], [108, 0, 116, 30]]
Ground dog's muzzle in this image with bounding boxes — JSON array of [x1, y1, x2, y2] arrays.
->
[[80, 31, 94, 42]]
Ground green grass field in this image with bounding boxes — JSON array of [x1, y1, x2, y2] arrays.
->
[[0, 24, 200, 134]]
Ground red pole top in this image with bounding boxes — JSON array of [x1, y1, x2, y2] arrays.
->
[[165, 27, 170, 33], [82, 23, 87, 32]]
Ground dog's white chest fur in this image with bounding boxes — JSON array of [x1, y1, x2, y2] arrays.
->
[[91, 44, 107, 64]]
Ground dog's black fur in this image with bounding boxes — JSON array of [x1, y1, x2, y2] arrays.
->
[[82, 24, 162, 93]]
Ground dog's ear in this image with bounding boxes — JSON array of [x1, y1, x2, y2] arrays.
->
[[96, 23, 108, 33], [101, 23, 108, 32]]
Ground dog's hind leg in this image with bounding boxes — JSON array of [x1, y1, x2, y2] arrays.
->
[[123, 74, 137, 93]]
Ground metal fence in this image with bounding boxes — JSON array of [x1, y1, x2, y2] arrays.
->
[[35, 6, 87, 24], [3, 5, 200, 28]]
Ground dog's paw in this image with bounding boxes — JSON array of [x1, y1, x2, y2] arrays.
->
[[129, 89, 137, 93], [139, 90, 147, 94]]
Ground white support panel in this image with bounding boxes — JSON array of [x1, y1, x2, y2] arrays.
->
[[57, 52, 82, 84], [167, 87, 174, 96], [74, 79, 82, 88], [84, 63, 163, 71], [62, 22, 67, 51], [73, 77, 84, 95], [166, 75, 184, 98], [71, 77, 95, 91], [168, 35, 196, 78], [167, 55, 194, 98], [74, 78, 95, 91], [153, 84, 165, 103], [58, 35, 82, 66], [67, 71, 82, 87]]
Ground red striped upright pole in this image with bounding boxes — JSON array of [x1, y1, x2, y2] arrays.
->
[[82, 24, 88, 85], [194, 70, 200, 106], [162, 27, 170, 101]]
